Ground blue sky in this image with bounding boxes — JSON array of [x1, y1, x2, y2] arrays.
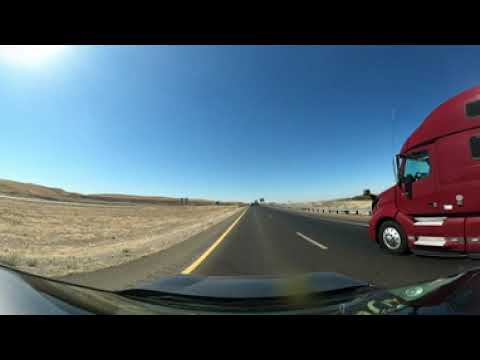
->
[[0, 45, 479, 202]]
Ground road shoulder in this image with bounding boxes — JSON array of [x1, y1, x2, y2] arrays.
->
[[266, 206, 370, 225], [58, 208, 247, 290]]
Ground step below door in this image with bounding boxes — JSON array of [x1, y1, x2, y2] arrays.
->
[[396, 213, 465, 255]]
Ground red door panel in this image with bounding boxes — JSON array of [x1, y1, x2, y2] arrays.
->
[[436, 128, 480, 214]]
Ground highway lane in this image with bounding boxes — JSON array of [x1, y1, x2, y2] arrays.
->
[[190, 205, 480, 288]]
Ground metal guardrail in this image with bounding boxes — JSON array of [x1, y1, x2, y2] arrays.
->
[[271, 204, 372, 216]]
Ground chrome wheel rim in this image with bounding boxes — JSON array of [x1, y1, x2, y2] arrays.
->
[[382, 227, 402, 250]]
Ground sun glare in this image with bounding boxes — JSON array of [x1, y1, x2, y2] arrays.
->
[[0, 45, 66, 66]]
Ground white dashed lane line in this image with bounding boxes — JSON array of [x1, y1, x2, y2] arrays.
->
[[296, 232, 328, 250]]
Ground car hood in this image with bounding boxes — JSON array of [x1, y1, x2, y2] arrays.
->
[[131, 272, 371, 299], [3, 265, 480, 314], [0, 266, 373, 314]]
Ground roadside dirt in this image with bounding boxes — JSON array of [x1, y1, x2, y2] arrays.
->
[[285, 199, 372, 214], [315, 199, 372, 210], [0, 197, 243, 278]]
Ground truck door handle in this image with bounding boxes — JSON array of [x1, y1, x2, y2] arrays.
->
[[428, 202, 438, 208]]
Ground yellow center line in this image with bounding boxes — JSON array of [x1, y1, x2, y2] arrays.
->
[[181, 207, 249, 274]]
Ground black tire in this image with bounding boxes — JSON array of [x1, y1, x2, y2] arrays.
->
[[378, 220, 409, 255]]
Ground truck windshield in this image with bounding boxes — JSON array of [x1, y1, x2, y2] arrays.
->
[[402, 151, 431, 181]]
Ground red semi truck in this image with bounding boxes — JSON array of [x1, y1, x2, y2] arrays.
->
[[369, 86, 480, 258]]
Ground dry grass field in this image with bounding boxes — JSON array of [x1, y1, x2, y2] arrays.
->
[[314, 199, 372, 210], [0, 178, 242, 206], [0, 196, 243, 278], [287, 199, 372, 212]]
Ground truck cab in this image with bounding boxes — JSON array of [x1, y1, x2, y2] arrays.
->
[[369, 86, 480, 258]]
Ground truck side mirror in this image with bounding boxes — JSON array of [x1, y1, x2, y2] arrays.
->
[[403, 174, 414, 199]]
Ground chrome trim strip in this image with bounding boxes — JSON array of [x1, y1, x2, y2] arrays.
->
[[413, 217, 446, 226], [414, 236, 446, 247]]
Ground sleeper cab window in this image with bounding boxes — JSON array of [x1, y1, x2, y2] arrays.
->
[[470, 136, 480, 159], [466, 99, 480, 118]]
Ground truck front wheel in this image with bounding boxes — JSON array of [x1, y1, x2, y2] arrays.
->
[[378, 221, 409, 255]]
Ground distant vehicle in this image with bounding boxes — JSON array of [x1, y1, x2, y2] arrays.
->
[[251, 200, 259, 206], [370, 86, 480, 258]]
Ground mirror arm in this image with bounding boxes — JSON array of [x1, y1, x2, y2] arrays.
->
[[404, 176, 413, 199]]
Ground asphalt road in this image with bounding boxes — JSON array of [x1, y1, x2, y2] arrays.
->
[[188, 205, 480, 288], [63, 204, 480, 290]]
